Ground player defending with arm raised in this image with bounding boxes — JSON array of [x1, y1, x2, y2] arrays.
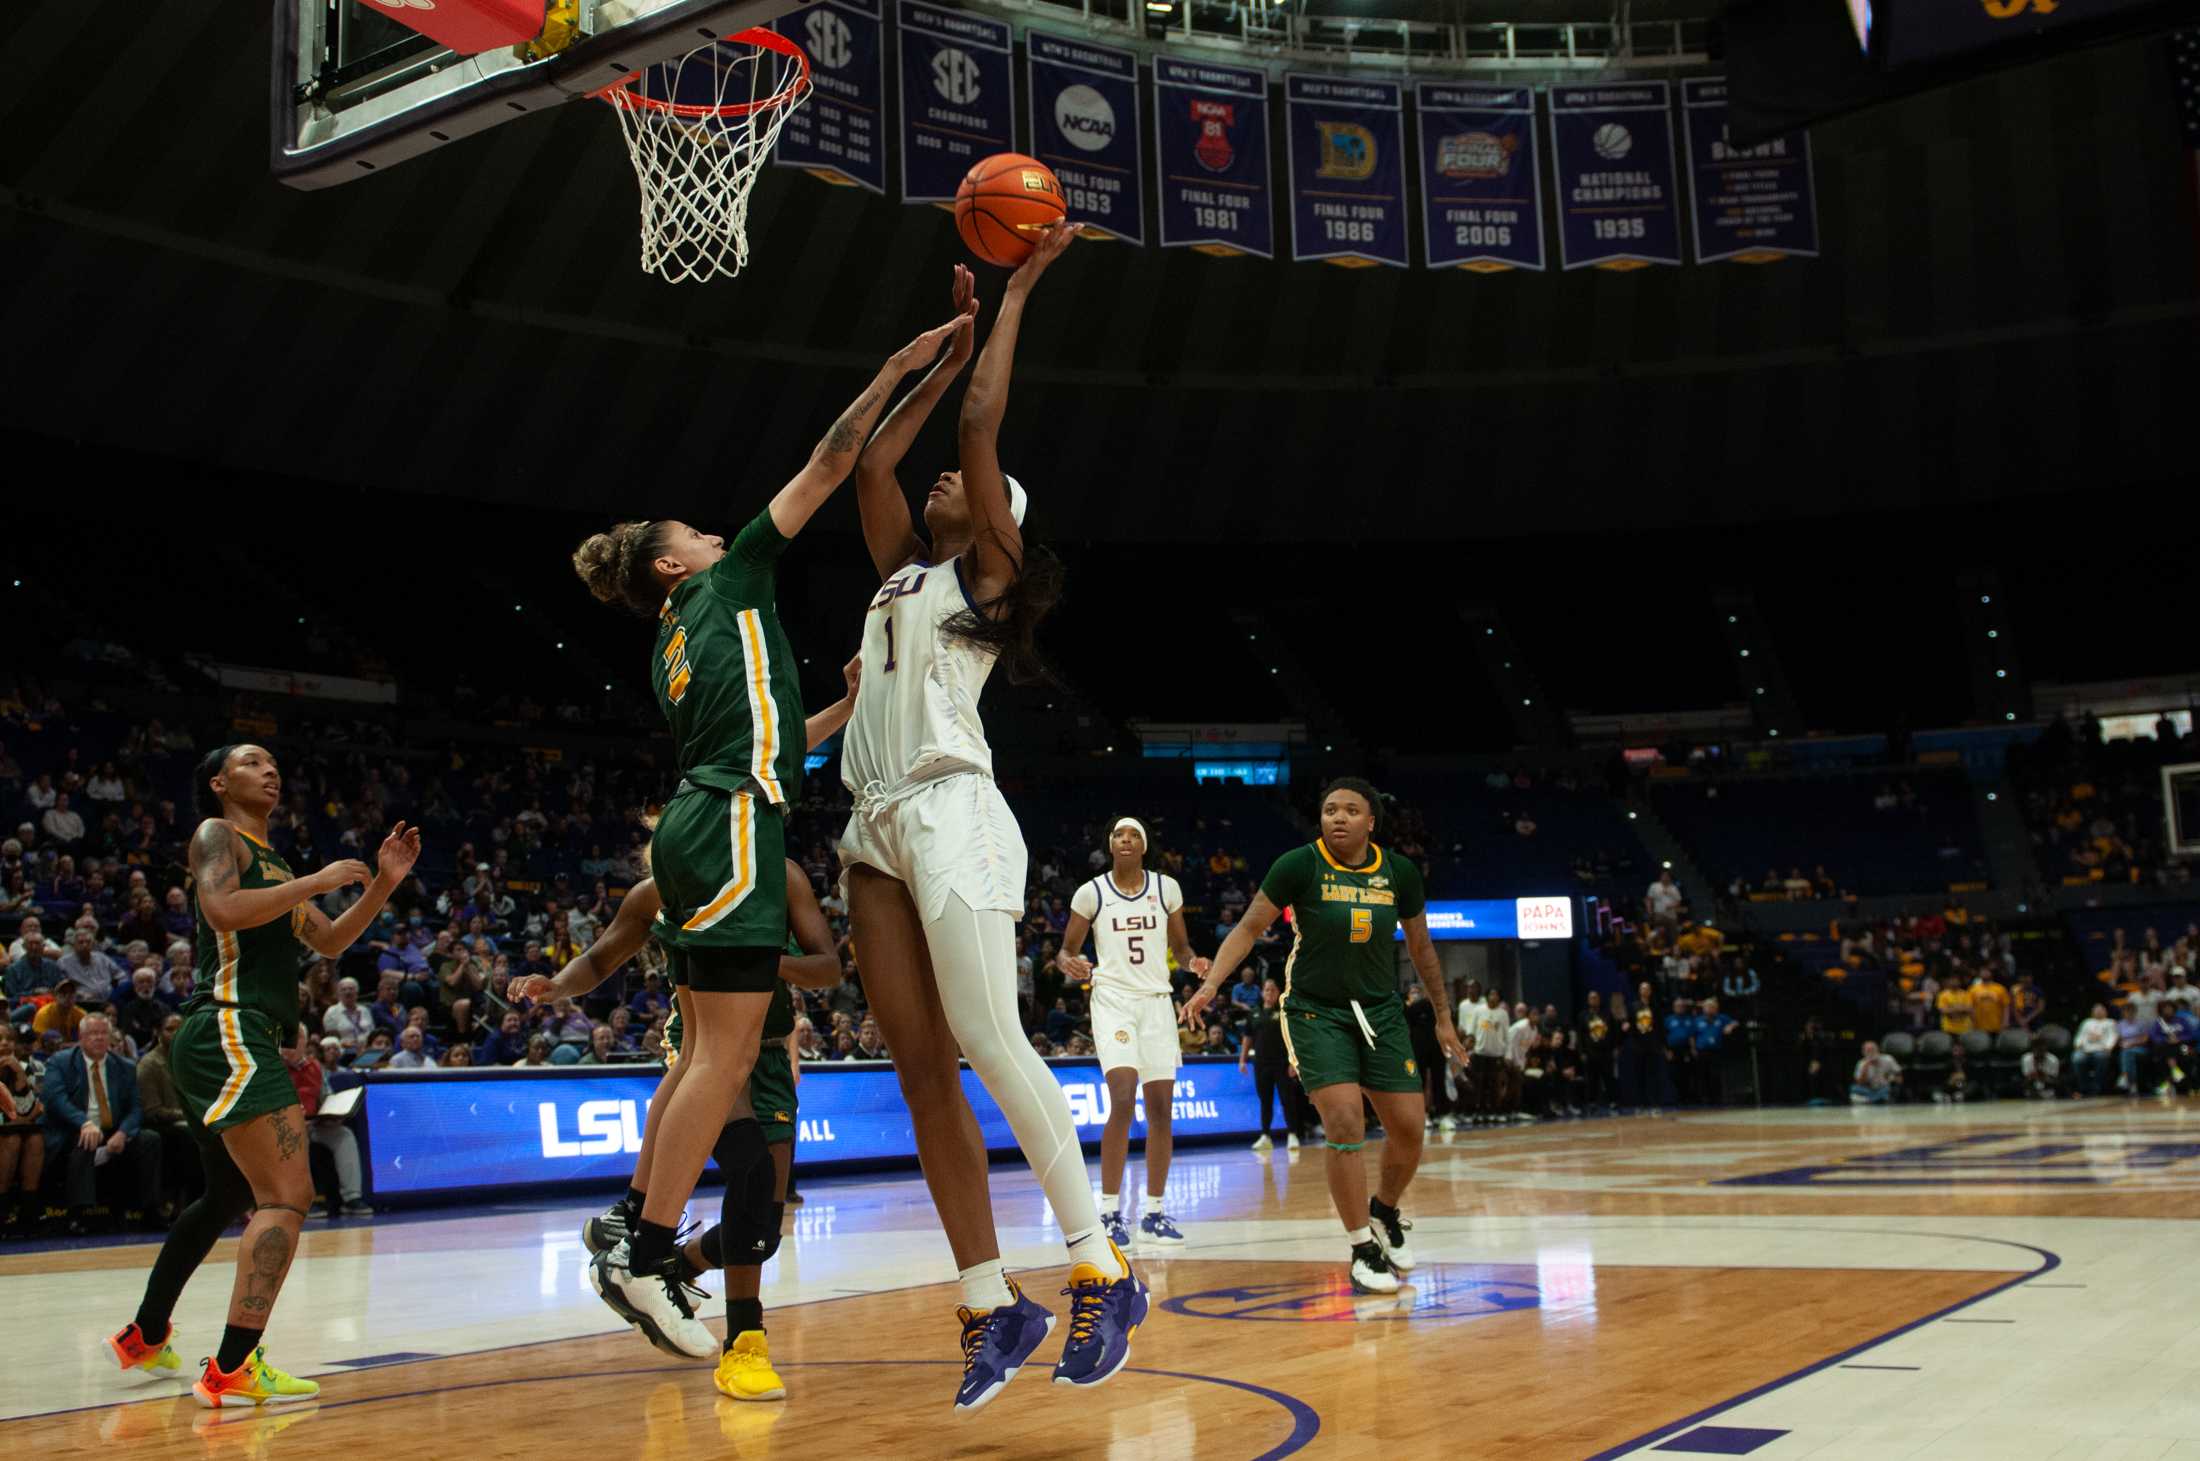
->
[[1182, 778, 1466, 1295], [108, 744, 419, 1407], [1057, 817, 1208, 1251]]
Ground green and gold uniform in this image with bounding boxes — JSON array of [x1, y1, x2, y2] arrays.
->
[[172, 827, 308, 1132], [649, 508, 804, 984], [663, 932, 801, 1144], [1258, 840, 1427, 1095]]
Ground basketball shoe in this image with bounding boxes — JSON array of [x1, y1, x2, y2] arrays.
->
[[1101, 1207, 1131, 1250], [1369, 1198, 1415, 1271], [591, 1240, 716, 1359], [107, 1321, 184, 1382], [715, 1330, 786, 1402], [1136, 1211, 1185, 1249], [1348, 1239, 1400, 1295], [192, 1347, 320, 1408], [1052, 1240, 1147, 1389], [582, 1196, 635, 1256], [954, 1275, 1055, 1413]]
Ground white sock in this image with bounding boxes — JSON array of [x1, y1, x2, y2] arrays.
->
[[1100, 1190, 1120, 1215], [1066, 1227, 1125, 1275], [1143, 1192, 1164, 1216], [959, 1259, 1013, 1311], [1345, 1225, 1374, 1247]]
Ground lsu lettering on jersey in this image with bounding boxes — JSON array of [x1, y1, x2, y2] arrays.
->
[[1069, 872, 1184, 996], [842, 555, 998, 800]]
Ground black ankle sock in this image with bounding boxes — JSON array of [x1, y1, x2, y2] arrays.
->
[[216, 1324, 262, 1373], [623, 1186, 646, 1214], [725, 1297, 764, 1342], [630, 1217, 677, 1270]]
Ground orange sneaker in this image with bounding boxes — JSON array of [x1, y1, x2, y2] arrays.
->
[[107, 1321, 184, 1381], [192, 1347, 320, 1409]]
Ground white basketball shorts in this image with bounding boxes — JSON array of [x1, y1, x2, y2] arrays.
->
[[837, 772, 1028, 926], [1090, 984, 1181, 1079]]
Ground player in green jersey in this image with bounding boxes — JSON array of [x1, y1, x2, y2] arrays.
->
[[107, 743, 420, 1406], [1183, 778, 1466, 1295], [510, 865, 838, 1398], [570, 310, 972, 1339]]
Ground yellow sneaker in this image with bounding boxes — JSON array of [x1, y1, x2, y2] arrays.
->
[[108, 1321, 185, 1382], [192, 1347, 320, 1409], [713, 1330, 786, 1402]]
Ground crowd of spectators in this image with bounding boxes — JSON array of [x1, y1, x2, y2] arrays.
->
[[2012, 712, 2195, 890]]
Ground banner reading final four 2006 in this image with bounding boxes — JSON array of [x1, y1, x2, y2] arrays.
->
[[1680, 78, 1818, 264], [1153, 56, 1272, 257], [897, 0, 1014, 204], [772, 0, 885, 192], [1415, 84, 1545, 272], [1548, 83, 1680, 271], [1026, 32, 1144, 244], [1285, 74, 1407, 268]]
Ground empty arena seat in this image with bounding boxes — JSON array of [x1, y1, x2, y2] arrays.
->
[[2038, 1023, 2072, 1055], [1881, 1031, 1916, 1059], [1649, 769, 1989, 896]]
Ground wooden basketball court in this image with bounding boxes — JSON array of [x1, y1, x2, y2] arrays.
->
[[7, 1098, 2197, 1459]]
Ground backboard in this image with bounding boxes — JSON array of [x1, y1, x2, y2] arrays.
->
[[272, 0, 814, 189]]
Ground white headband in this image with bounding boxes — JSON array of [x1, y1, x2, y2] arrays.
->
[[1005, 474, 1028, 527], [1111, 817, 1148, 849]]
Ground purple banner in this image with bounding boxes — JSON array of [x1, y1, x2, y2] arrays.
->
[[1152, 56, 1272, 258], [1415, 84, 1545, 272], [1681, 77, 1818, 264], [1027, 31, 1144, 245], [1285, 73, 1407, 268], [896, 0, 1014, 205], [1547, 82, 1681, 271], [773, 0, 885, 193]]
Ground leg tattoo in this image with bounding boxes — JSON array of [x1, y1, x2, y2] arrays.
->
[[270, 1110, 303, 1161]]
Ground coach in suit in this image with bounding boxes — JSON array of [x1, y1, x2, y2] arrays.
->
[[42, 1013, 163, 1227]]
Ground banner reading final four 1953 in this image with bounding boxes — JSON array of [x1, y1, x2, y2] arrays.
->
[[1415, 84, 1545, 272], [1027, 32, 1145, 245], [1153, 56, 1272, 257], [772, 0, 885, 193], [1680, 78, 1818, 264], [1547, 83, 1681, 271], [897, 0, 1014, 204], [1285, 73, 1408, 268]]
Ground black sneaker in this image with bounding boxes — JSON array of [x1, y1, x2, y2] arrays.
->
[[1348, 1239, 1399, 1294], [1369, 1199, 1415, 1272], [582, 1199, 635, 1256]]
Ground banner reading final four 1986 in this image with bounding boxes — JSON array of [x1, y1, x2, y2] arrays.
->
[[1680, 78, 1818, 264], [1027, 32, 1145, 245], [897, 0, 1014, 205], [772, 0, 885, 193], [1284, 73, 1408, 268], [1548, 83, 1681, 271], [1153, 56, 1272, 257], [1415, 84, 1545, 272]]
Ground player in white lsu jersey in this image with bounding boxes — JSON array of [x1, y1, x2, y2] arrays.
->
[[1057, 818, 1210, 1251]]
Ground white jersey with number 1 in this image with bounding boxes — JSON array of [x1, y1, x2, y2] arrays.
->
[[841, 554, 997, 801], [1071, 872, 1184, 997]]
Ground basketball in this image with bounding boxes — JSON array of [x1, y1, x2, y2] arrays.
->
[[954, 152, 1067, 268]]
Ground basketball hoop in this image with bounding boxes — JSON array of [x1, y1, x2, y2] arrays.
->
[[592, 28, 811, 284]]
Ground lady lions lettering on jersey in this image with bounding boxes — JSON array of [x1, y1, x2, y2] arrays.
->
[[1070, 871, 1183, 995]]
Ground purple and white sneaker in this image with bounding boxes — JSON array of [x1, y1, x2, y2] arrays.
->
[[1052, 1241, 1149, 1389], [953, 1277, 1055, 1413]]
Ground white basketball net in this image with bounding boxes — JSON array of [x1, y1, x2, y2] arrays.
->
[[597, 30, 811, 284]]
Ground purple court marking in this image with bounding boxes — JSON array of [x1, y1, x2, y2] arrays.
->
[[1652, 1425, 1788, 1455], [1586, 1231, 2061, 1460], [328, 1352, 439, 1368]]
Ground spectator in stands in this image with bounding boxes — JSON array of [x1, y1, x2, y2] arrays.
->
[[2115, 1004, 2152, 1095], [578, 1025, 620, 1065], [479, 1011, 529, 1066], [40, 792, 85, 852], [855, 1016, 889, 1060], [1664, 997, 1697, 1106], [1506, 1001, 1536, 1121], [32, 976, 86, 1042], [368, 972, 408, 1036], [2009, 973, 2045, 1033], [41, 1013, 161, 1231], [55, 927, 119, 1007], [1850, 1041, 1901, 1104], [6, 927, 62, 1023], [1969, 968, 2011, 1037], [116, 966, 167, 1055], [628, 971, 670, 1023], [1466, 989, 1508, 1125], [159, 887, 192, 941], [387, 1025, 437, 1070], [837, 1032, 863, 1060], [355, 1029, 397, 1069], [1646, 870, 1683, 927], [323, 977, 374, 1052], [0, 1024, 47, 1231], [794, 1019, 823, 1062], [283, 1023, 370, 1217], [1935, 978, 1974, 1037], [545, 998, 593, 1049], [2069, 1005, 2118, 1095], [1692, 998, 1738, 1106], [2020, 1037, 2061, 1099], [2162, 968, 2200, 1015]]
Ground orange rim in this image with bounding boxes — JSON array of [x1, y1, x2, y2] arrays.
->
[[590, 27, 811, 118]]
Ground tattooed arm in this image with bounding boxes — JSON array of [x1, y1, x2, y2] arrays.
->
[[191, 819, 365, 935], [765, 313, 977, 540]]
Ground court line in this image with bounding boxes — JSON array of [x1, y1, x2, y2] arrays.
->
[[1584, 1233, 2060, 1460]]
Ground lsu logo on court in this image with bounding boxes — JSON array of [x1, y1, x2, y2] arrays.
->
[[1316, 122, 1376, 180], [1438, 131, 1515, 181]]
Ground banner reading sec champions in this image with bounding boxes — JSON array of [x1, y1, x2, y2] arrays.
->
[[772, 0, 885, 192], [1415, 84, 1545, 272], [1284, 73, 1407, 268], [1547, 83, 1681, 271], [896, 0, 1014, 204], [1153, 56, 1272, 257], [1680, 78, 1818, 264], [1026, 32, 1144, 244]]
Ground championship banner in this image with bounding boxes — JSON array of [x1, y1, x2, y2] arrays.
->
[[1284, 73, 1408, 268], [897, 0, 1014, 204], [772, 0, 885, 192], [1680, 78, 1818, 264], [1026, 31, 1144, 244], [1153, 56, 1273, 258], [1547, 83, 1681, 271], [1415, 84, 1545, 272]]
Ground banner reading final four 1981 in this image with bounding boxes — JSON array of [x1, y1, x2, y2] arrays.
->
[[897, 0, 1014, 204], [773, 0, 885, 192], [1415, 84, 1545, 272], [1027, 32, 1145, 245], [1680, 78, 1818, 264], [1284, 73, 1408, 268], [1547, 83, 1681, 271], [1153, 56, 1272, 257]]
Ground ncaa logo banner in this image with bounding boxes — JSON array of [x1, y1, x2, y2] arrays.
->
[[1548, 83, 1681, 271], [897, 0, 1014, 204], [773, 0, 886, 193], [1680, 78, 1818, 264], [1285, 74, 1407, 269], [1415, 85, 1545, 272], [1152, 56, 1272, 258], [1026, 31, 1145, 245]]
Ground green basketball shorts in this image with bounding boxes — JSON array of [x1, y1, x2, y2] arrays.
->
[[1280, 994, 1422, 1096]]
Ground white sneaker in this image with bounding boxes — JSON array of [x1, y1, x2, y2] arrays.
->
[[1437, 1115, 1457, 1133], [590, 1241, 716, 1360], [1286, 1133, 1300, 1151], [1250, 1134, 1273, 1152], [1370, 1204, 1415, 1272], [1348, 1241, 1400, 1294]]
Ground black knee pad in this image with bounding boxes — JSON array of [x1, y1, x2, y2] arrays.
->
[[718, 1128, 784, 1268], [712, 1117, 767, 1182]]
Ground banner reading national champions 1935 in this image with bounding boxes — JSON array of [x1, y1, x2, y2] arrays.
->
[[1415, 84, 1545, 272], [1285, 73, 1408, 268], [1152, 56, 1273, 257], [1547, 82, 1681, 271], [773, 0, 886, 192], [897, 0, 1015, 204], [1027, 32, 1145, 244], [1680, 77, 1818, 264]]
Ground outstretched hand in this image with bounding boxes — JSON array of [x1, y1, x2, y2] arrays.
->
[[1007, 221, 1082, 295], [888, 314, 974, 375], [946, 264, 980, 367], [376, 822, 422, 884], [842, 653, 862, 703]]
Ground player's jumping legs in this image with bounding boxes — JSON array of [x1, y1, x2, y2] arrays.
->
[[637, 984, 767, 1233]]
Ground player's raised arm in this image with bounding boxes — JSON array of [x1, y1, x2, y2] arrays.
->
[[957, 222, 1080, 602], [767, 312, 975, 542], [854, 267, 982, 578]]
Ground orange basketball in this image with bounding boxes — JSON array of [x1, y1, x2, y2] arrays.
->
[[954, 153, 1066, 268]]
